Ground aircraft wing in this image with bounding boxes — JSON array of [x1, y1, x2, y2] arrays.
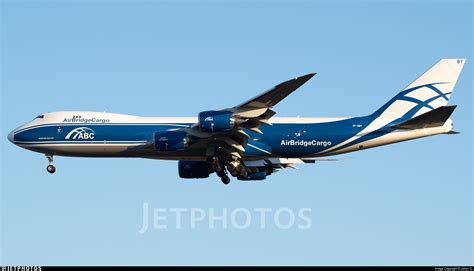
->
[[231, 73, 316, 134], [144, 73, 317, 182], [238, 158, 314, 180], [239, 158, 345, 180], [185, 73, 316, 160]]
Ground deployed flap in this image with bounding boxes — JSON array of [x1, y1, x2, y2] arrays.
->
[[236, 73, 316, 109], [391, 105, 457, 129]]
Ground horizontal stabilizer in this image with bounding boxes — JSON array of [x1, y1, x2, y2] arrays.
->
[[391, 105, 457, 130]]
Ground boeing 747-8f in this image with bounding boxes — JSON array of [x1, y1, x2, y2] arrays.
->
[[8, 59, 466, 184]]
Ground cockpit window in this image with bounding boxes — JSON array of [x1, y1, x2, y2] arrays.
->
[[36, 115, 44, 119]]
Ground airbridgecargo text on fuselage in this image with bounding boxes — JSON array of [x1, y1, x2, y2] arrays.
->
[[63, 116, 110, 123], [280, 139, 332, 148]]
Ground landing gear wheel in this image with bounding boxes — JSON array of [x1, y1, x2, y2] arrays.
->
[[220, 175, 230, 185], [46, 154, 56, 174], [47, 165, 56, 174]]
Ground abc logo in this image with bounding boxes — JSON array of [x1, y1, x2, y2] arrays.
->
[[65, 127, 96, 140]]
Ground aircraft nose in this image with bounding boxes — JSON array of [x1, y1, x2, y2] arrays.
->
[[8, 130, 15, 143]]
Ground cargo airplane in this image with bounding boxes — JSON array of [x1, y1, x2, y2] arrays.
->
[[8, 59, 465, 184]]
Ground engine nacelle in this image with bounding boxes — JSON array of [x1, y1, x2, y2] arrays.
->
[[178, 161, 214, 179], [238, 172, 267, 181], [198, 110, 235, 132], [154, 130, 189, 152]]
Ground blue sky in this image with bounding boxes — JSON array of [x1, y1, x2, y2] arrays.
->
[[1, 0, 472, 266]]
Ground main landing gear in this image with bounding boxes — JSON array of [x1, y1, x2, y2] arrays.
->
[[207, 155, 230, 185], [46, 154, 56, 174], [217, 171, 230, 185]]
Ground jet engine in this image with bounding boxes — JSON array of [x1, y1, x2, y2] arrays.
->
[[198, 110, 244, 132], [178, 161, 214, 179], [154, 130, 189, 152]]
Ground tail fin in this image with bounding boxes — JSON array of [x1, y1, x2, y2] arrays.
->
[[372, 59, 465, 121]]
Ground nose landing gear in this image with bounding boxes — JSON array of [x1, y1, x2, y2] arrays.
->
[[46, 154, 56, 174]]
